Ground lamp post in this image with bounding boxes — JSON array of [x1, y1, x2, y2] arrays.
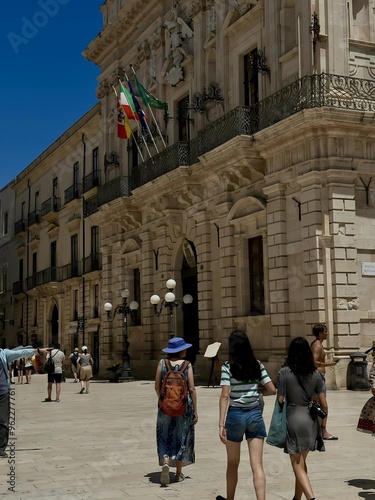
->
[[104, 289, 139, 380], [150, 279, 193, 338]]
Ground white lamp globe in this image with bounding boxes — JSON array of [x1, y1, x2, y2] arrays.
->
[[150, 294, 161, 305], [165, 292, 176, 303], [183, 294, 193, 304], [129, 301, 139, 311], [166, 279, 176, 289]]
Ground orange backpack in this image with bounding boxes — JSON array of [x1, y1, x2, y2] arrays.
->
[[159, 359, 189, 416]]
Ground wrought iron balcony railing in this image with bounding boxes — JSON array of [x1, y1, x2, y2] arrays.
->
[[13, 280, 23, 295], [64, 183, 82, 205], [23, 262, 84, 290], [14, 219, 27, 235], [131, 142, 189, 189], [98, 175, 130, 205], [83, 176, 130, 217], [83, 253, 102, 274], [28, 210, 40, 227], [85, 73, 375, 211], [83, 171, 101, 193], [40, 196, 61, 217]]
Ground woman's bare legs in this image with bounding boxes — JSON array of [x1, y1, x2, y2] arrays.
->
[[247, 438, 266, 500], [225, 440, 241, 500], [290, 451, 314, 500], [293, 458, 307, 500]]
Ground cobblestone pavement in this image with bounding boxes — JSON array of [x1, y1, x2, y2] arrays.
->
[[0, 374, 373, 499]]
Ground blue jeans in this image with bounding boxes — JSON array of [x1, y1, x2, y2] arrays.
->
[[225, 405, 266, 442]]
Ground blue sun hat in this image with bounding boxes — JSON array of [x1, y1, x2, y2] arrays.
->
[[162, 337, 192, 353]]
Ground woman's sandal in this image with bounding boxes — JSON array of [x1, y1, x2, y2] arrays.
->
[[175, 472, 185, 482]]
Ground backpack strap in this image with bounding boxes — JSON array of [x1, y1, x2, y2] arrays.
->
[[178, 360, 189, 374], [164, 358, 173, 372]]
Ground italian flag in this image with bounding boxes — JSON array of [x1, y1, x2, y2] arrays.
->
[[120, 82, 139, 120]]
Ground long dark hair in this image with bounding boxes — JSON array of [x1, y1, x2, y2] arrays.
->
[[285, 337, 316, 376], [229, 330, 261, 382]]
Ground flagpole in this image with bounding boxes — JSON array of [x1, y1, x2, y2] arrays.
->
[[111, 84, 145, 162], [130, 65, 167, 149], [119, 78, 153, 160], [124, 71, 160, 155]]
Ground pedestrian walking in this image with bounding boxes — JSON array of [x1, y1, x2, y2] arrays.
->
[[1, 346, 50, 457], [78, 346, 93, 394], [216, 330, 276, 500], [155, 337, 198, 486], [277, 337, 327, 500], [45, 342, 65, 402], [357, 346, 375, 436], [24, 357, 33, 384], [310, 323, 338, 440], [17, 358, 24, 384], [69, 348, 80, 382]]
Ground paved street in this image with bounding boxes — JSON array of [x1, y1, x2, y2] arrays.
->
[[0, 374, 374, 499]]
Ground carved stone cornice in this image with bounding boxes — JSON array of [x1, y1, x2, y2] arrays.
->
[[83, 0, 161, 64]]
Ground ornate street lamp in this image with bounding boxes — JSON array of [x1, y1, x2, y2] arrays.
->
[[104, 289, 139, 380], [150, 279, 193, 338]]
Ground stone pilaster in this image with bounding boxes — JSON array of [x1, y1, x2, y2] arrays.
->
[[193, 210, 213, 349], [139, 230, 158, 353], [326, 171, 359, 350], [263, 183, 290, 349]]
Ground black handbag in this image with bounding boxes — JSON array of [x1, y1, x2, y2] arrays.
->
[[296, 375, 327, 420], [308, 400, 327, 419]]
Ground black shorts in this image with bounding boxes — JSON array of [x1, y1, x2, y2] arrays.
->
[[47, 373, 62, 384]]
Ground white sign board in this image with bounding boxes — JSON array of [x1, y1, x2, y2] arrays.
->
[[204, 342, 221, 358], [361, 262, 375, 276]]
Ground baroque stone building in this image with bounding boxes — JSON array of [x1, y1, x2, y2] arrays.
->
[[1, 0, 375, 385]]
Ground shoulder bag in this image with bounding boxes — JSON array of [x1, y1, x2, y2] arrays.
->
[[296, 375, 327, 420], [266, 396, 287, 448]]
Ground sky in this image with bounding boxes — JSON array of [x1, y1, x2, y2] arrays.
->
[[0, 0, 104, 188]]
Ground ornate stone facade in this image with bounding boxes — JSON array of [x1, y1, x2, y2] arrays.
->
[[2, 1, 375, 385]]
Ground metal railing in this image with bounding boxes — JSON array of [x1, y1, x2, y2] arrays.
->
[[13, 280, 23, 294], [24, 263, 83, 290], [131, 142, 189, 189], [14, 219, 26, 235], [85, 73, 375, 212], [28, 210, 40, 227], [83, 176, 130, 217], [40, 196, 61, 217], [83, 171, 101, 193], [83, 253, 102, 274], [64, 183, 82, 205]]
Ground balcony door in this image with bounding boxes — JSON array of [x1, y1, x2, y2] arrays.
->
[[51, 304, 58, 346], [51, 241, 57, 281]]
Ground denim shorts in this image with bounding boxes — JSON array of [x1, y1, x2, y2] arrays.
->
[[225, 405, 266, 442]]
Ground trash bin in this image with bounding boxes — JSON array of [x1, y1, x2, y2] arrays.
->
[[346, 352, 370, 390]]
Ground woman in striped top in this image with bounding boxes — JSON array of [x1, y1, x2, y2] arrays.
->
[[217, 330, 276, 500]]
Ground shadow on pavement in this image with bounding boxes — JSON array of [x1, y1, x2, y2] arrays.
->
[[347, 479, 375, 498]]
